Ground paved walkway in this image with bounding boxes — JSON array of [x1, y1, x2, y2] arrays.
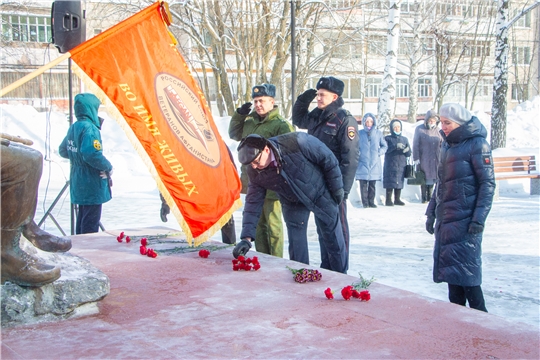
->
[[2, 227, 539, 359]]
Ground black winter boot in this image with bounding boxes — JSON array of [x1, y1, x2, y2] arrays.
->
[[426, 185, 434, 202], [420, 185, 427, 203], [394, 189, 405, 206], [359, 180, 369, 208], [385, 189, 394, 206]]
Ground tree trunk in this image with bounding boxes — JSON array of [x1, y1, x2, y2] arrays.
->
[[377, 0, 401, 133], [491, 0, 509, 150]]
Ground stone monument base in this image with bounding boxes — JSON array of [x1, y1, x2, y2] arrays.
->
[[1, 237, 109, 328]]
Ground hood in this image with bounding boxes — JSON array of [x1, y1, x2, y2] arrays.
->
[[424, 110, 440, 129], [389, 119, 403, 136], [442, 116, 487, 144], [362, 113, 377, 128], [74, 93, 102, 129]]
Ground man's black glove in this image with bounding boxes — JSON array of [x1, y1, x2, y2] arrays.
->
[[297, 89, 317, 104], [332, 188, 345, 205], [425, 216, 435, 235], [468, 221, 484, 234], [237, 102, 252, 115], [232, 238, 252, 258]]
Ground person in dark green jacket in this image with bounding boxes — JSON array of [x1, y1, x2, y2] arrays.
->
[[229, 84, 293, 258], [59, 93, 113, 234]]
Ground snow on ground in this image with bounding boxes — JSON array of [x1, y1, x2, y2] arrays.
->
[[1, 96, 539, 328]]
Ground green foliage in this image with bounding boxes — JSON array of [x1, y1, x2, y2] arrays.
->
[[352, 272, 375, 290]]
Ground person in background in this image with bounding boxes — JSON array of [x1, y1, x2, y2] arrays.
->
[[413, 110, 442, 203], [355, 113, 387, 208], [59, 93, 112, 234], [233, 133, 347, 274], [425, 103, 495, 312], [383, 119, 411, 206], [292, 76, 359, 271], [228, 83, 293, 258]]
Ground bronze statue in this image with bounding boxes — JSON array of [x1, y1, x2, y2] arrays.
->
[[1, 135, 72, 287]]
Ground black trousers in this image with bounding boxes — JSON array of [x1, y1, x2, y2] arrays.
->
[[448, 284, 488, 312], [76, 204, 102, 234], [359, 180, 376, 207]]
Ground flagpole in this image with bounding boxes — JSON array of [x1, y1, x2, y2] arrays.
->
[[0, 53, 71, 97]]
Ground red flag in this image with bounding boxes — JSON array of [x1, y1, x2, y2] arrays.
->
[[70, 2, 241, 245]]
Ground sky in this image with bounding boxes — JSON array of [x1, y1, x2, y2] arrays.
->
[[1, 96, 539, 329]]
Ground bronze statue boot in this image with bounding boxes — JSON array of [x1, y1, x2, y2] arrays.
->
[[1, 229, 61, 287], [22, 220, 72, 252]]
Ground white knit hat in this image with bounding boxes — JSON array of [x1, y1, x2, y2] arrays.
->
[[439, 103, 472, 125]]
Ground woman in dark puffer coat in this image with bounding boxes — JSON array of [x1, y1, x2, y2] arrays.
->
[[383, 119, 411, 206], [425, 103, 495, 312]]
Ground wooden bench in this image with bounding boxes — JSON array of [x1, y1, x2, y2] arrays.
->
[[493, 155, 540, 197]]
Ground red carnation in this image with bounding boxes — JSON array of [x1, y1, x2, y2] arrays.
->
[[324, 288, 334, 300], [119, 231, 125, 239], [117, 236, 122, 243], [359, 290, 371, 301], [351, 290, 361, 299], [341, 285, 353, 300], [252, 256, 259, 264], [237, 255, 245, 262], [253, 263, 261, 271], [140, 246, 147, 255], [199, 249, 210, 258], [125, 236, 131, 243], [141, 238, 147, 247]]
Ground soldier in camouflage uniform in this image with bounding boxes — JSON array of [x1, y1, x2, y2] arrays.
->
[[229, 83, 293, 258]]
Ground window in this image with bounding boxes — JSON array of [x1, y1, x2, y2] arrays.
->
[[418, 78, 432, 97], [464, 40, 491, 57], [447, 82, 464, 98], [512, 47, 531, 65], [2, 14, 51, 43], [398, 38, 411, 56], [350, 78, 362, 99], [396, 78, 409, 98], [328, 0, 356, 9], [365, 78, 382, 98], [514, 11, 531, 28], [400, 1, 418, 13], [511, 83, 528, 102], [367, 35, 386, 55], [474, 78, 492, 98]]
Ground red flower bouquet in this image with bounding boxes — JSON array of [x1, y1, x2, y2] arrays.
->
[[232, 255, 260, 271], [287, 266, 322, 283]]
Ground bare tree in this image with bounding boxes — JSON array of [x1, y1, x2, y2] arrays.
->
[[377, 0, 402, 132], [491, 0, 540, 150]]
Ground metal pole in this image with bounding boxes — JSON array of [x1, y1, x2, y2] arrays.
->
[[290, 0, 296, 108], [68, 57, 76, 235]]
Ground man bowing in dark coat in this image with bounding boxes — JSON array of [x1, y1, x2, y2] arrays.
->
[[233, 133, 347, 274]]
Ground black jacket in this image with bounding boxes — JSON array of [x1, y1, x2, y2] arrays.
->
[[292, 96, 359, 196], [240, 132, 343, 240], [383, 120, 411, 189], [426, 116, 495, 287]]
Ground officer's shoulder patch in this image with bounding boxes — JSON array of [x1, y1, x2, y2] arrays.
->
[[348, 126, 356, 140], [93, 139, 102, 151]]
